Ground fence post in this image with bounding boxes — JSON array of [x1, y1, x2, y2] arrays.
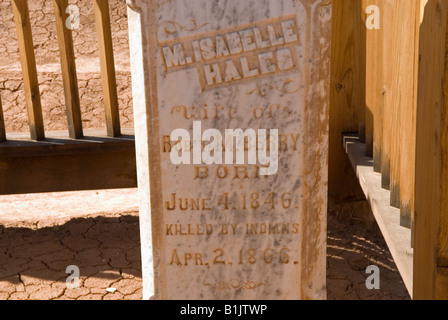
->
[[365, 0, 383, 173], [53, 0, 84, 139], [11, 0, 45, 141], [414, 0, 448, 300], [93, 0, 121, 137], [0, 94, 5, 142], [380, 0, 396, 190], [388, 0, 401, 209], [329, 0, 369, 217], [397, 2, 420, 229]]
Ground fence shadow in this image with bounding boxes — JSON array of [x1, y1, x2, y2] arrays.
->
[[0, 215, 142, 287], [0, 213, 410, 300], [327, 214, 411, 300]]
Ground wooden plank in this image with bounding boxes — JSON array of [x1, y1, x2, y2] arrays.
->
[[344, 134, 413, 297], [389, 100, 400, 208], [53, 0, 83, 139], [0, 94, 5, 142], [364, 0, 383, 172], [436, 268, 448, 300], [414, 0, 448, 300], [12, 0, 45, 141], [386, 0, 421, 226], [93, 0, 121, 137], [0, 149, 137, 195], [329, 0, 369, 210], [0, 128, 134, 157], [0, 136, 135, 158], [364, 0, 374, 158], [353, 0, 366, 143], [389, 1, 403, 209], [0, 128, 135, 195], [413, 0, 427, 245], [432, 0, 448, 297], [380, 0, 396, 190], [398, 1, 420, 229]]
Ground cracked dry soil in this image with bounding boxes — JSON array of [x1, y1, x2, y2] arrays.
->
[[0, 190, 410, 300], [0, 214, 142, 300]]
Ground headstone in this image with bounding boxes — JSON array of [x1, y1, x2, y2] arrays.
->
[[127, 0, 331, 300]]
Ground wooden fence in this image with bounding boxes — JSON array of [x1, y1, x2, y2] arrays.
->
[[0, 0, 136, 194], [8, 0, 121, 140], [331, 0, 448, 299]]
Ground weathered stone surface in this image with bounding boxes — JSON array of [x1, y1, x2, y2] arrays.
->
[[128, 0, 331, 300]]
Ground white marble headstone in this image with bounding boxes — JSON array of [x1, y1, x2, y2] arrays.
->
[[127, 0, 331, 300]]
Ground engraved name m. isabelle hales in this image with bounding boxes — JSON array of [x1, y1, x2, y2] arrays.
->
[[158, 15, 301, 89]]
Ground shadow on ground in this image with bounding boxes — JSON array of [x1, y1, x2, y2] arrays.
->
[[326, 215, 410, 300], [0, 213, 410, 300], [0, 215, 142, 300]]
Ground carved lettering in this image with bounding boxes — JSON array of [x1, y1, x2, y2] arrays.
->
[[158, 16, 300, 89]]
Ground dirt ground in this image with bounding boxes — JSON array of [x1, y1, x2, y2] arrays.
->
[[0, 189, 410, 300]]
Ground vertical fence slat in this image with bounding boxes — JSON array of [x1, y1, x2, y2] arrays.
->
[[0, 94, 5, 142], [414, 0, 448, 300], [386, 1, 420, 225], [412, 0, 426, 246], [389, 107, 400, 209], [398, 2, 420, 229], [329, 0, 369, 212], [93, 0, 121, 137], [365, 0, 383, 171], [389, 2, 402, 209], [353, 0, 366, 143], [53, 0, 83, 139], [12, 0, 45, 141], [364, 0, 373, 156], [380, 0, 396, 190], [390, 123, 401, 207]]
